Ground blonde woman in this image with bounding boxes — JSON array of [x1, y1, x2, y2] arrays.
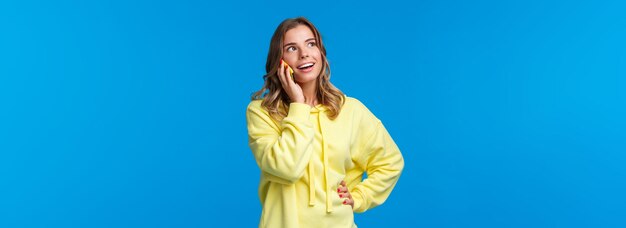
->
[[246, 17, 404, 228]]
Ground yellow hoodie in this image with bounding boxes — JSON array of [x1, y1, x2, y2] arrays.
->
[[246, 96, 404, 228]]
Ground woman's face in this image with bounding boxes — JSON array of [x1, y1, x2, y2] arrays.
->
[[282, 25, 322, 84]]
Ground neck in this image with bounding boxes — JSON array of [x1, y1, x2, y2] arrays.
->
[[299, 80, 319, 107]]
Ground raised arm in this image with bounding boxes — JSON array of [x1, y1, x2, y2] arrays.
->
[[246, 102, 314, 184]]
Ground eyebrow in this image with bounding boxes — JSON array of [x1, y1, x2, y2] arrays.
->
[[283, 38, 316, 48]]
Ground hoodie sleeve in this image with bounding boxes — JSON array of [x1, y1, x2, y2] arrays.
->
[[349, 108, 405, 213], [246, 101, 314, 184]]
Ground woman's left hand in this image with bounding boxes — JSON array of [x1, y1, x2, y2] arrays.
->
[[337, 180, 354, 208]]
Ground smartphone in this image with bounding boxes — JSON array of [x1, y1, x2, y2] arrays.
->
[[281, 59, 294, 80]]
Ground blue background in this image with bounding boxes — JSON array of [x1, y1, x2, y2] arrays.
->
[[1, 0, 625, 227]]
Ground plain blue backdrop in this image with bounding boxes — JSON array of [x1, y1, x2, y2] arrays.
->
[[1, 0, 625, 227]]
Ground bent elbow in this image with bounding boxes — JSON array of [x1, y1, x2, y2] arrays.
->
[[260, 159, 307, 184], [266, 167, 305, 184]]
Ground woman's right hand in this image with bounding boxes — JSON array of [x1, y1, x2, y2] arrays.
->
[[278, 60, 305, 103]]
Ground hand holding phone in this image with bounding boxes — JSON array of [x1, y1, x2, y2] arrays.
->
[[281, 59, 294, 80], [278, 58, 304, 103]]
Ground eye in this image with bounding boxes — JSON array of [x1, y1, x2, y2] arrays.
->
[[286, 46, 296, 52], [307, 42, 317, 47]]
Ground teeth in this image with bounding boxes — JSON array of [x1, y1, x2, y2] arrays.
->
[[298, 63, 314, 69]]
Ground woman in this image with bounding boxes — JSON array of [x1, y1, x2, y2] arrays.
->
[[246, 17, 404, 228]]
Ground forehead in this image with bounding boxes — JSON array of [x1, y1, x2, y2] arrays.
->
[[284, 25, 315, 43]]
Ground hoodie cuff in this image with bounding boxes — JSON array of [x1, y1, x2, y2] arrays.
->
[[288, 103, 311, 121], [351, 188, 366, 213]]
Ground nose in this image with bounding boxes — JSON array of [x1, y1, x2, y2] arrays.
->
[[299, 49, 309, 59]]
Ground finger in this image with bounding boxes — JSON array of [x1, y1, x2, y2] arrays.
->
[[339, 192, 352, 199], [277, 61, 287, 88], [340, 180, 346, 186], [337, 186, 347, 193], [338, 189, 352, 197], [343, 198, 354, 206], [283, 61, 296, 86]]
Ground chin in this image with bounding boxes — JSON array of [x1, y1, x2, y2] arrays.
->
[[295, 76, 316, 84], [297, 75, 320, 84], [295, 68, 322, 84]]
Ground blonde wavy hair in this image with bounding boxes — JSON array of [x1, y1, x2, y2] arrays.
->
[[251, 17, 344, 122]]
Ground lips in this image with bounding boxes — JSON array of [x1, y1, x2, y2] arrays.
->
[[297, 62, 315, 73]]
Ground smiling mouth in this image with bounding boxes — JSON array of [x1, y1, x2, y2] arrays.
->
[[297, 63, 315, 72], [298, 63, 315, 70]]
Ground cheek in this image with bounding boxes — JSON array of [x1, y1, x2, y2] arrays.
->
[[313, 50, 322, 59], [315, 63, 324, 75], [316, 57, 324, 72], [313, 52, 323, 67], [284, 55, 297, 64]]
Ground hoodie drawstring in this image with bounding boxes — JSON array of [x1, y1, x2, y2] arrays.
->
[[308, 160, 315, 206], [318, 109, 332, 213], [308, 106, 333, 213]]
